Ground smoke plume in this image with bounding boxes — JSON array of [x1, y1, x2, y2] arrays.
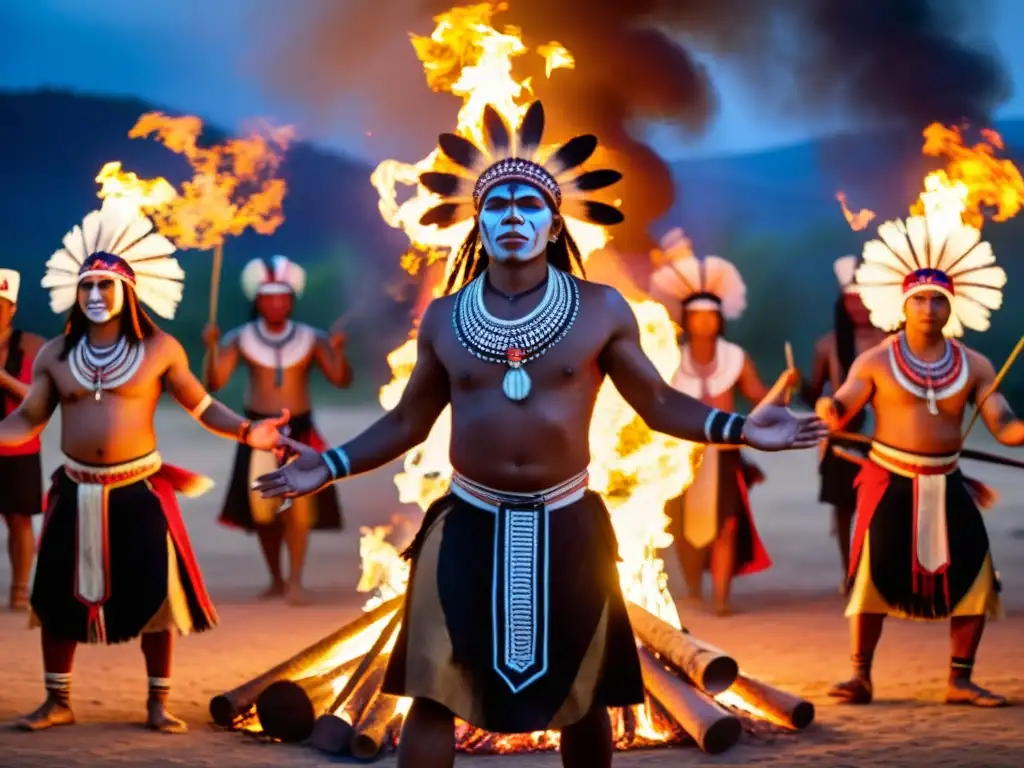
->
[[258, 0, 1008, 252]]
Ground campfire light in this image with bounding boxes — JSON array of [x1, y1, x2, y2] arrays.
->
[[212, 3, 815, 757]]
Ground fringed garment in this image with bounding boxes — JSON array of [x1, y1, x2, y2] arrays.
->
[[30, 452, 218, 644], [219, 410, 343, 531], [846, 442, 1002, 621], [382, 471, 644, 733]]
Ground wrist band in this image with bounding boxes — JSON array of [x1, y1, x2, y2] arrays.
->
[[237, 419, 253, 445], [321, 446, 352, 479], [191, 393, 213, 419], [703, 408, 746, 444]]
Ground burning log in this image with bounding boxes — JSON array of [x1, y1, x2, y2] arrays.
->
[[350, 684, 401, 760], [209, 595, 401, 726], [727, 673, 815, 731], [638, 646, 741, 755], [255, 656, 363, 743], [311, 607, 403, 755], [312, 656, 389, 755], [627, 602, 738, 695]]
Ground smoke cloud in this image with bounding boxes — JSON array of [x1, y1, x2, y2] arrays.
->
[[258, 0, 1009, 252]]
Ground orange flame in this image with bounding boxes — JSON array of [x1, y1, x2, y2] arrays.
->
[[98, 113, 294, 250], [835, 191, 876, 231], [909, 122, 1024, 230]]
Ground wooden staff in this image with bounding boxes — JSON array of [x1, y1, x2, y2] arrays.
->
[[201, 241, 224, 389], [962, 332, 1024, 442], [784, 341, 796, 406]]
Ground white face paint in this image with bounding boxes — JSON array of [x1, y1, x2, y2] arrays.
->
[[478, 181, 558, 263], [78, 277, 124, 324]]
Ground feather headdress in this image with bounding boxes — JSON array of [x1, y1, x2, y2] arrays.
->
[[418, 100, 624, 231], [834, 255, 859, 293], [649, 228, 747, 326], [41, 200, 184, 319], [241, 255, 306, 301], [855, 215, 1006, 337]]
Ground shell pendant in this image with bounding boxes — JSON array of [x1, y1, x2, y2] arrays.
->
[[503, 347, 531, 401], [926, 388, 938, 416]]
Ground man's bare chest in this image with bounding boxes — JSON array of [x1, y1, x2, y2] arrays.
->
[[436, 321, 604, 393]]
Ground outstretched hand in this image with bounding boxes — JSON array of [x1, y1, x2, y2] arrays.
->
[[253, 437, 333, 499], [248, 409, 291, 452], [742, 386, 828, 452]]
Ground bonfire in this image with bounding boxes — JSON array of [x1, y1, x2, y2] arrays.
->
[[211, 2, 815, 758]]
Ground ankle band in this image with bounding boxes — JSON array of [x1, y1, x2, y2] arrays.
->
[[951, 656, 974, 671], [148, 676, 171, 692]]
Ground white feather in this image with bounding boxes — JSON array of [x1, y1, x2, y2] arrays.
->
[[857, 215, 1005, 337], [43, 199, 185, 318]]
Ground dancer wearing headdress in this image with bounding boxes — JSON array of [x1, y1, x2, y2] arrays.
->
[[799, 256, 888, 587], [817, 214, 1022, 707], [649, 230, 775, 616], [0, 269, 46, 611], [205, 255, 350, 605], [254, 101, 825, 767], [0, 200, 286, 733]]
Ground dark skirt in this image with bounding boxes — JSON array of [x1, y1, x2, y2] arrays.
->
[[818, 440, 862, 508], [31, 467, 217, 644], [382, 491, 644, 733], [219, 410, 343, 531], [0, 452, 43, 516], [665, 448, 772, 576], [847, 462, 1000, 620]]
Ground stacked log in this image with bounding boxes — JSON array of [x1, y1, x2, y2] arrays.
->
[[212, 597, 814, 759], [209, 596, 402, 727]]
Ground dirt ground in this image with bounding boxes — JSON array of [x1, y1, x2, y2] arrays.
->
[[2, 405, 1023, 767]]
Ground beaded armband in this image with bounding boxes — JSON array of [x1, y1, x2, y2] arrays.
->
[[703, 408, 746, 444], [321, 446, 352, 480]]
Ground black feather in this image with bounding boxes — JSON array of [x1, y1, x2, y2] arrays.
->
[[419, 172, 463, 197], [550, 135, 598, 173], [483, 106, 510, 154], [419, 203, 460, 228], [518, 101, 545, 154], [573, 169, 622, 191], [438, 134, 484, 170], [583, 201, 625, 225]]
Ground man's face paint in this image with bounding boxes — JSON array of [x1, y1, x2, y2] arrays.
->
[[478, 181, 559, 264], [78, 277, 124, 324]]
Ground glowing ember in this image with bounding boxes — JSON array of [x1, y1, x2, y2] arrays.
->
[[909, 123, 1024, 230], [537, 41, 575, 78], [835, 191, 876, 231], [98, 113, 294, 249]]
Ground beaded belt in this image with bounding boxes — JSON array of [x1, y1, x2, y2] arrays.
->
[[64, 451, 163, 486], [449, 469, 589, 514], [448, 469, 589, 696]]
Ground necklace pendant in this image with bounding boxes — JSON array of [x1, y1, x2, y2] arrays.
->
[[94, 385, 102, 402], [926, 388, 938, 415], [503, 347, 530, 401]]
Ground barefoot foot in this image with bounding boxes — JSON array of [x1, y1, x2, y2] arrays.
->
[[945, 680, 1008, 707], [13, 698, 75, 731], [828, 677, 873, 704], [146, 701, 188, 734], [258, 582, 285, 600], [285, 585, 313, 607], [714, 601, 733, 618]]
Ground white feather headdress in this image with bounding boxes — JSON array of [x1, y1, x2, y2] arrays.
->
[[240, 255, 306, 301], [834, 255, 859, 293], [649, 228, 747, 325], [41, 200, 184, 319], [855, 215, 1006, 337]]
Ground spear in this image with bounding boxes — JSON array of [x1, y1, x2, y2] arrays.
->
[[961, 332, 1024, 443]]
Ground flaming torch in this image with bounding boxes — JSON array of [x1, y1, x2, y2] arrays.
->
[[96, 113, 294, 383]]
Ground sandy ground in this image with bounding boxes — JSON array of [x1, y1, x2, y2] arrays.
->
[[2, 404, 1024, 767]]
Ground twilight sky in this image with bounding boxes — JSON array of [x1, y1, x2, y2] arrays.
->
[[3, 0, 1023, 161]]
